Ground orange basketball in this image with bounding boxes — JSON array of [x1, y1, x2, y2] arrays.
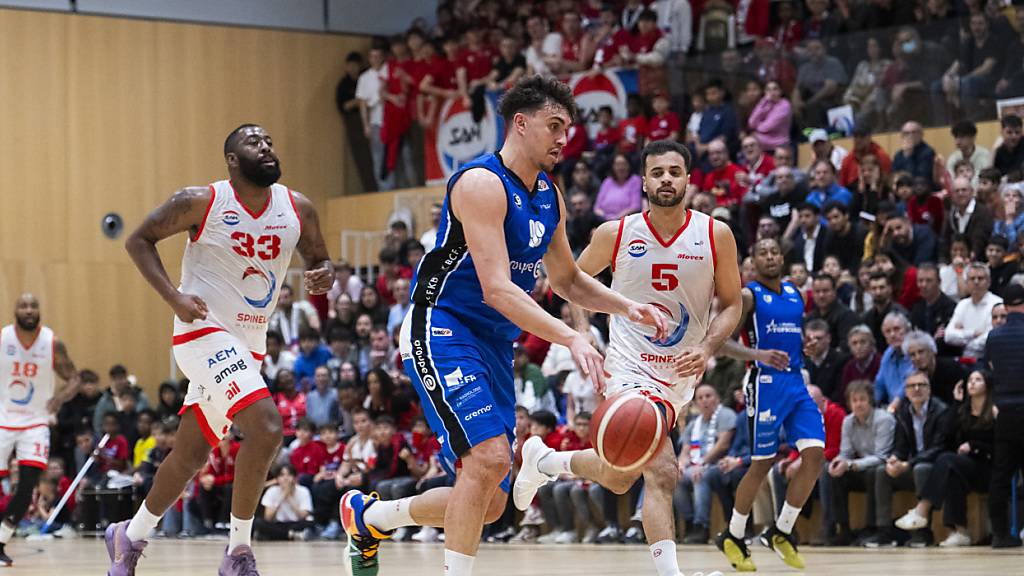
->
[[589, 391, 668, 472]]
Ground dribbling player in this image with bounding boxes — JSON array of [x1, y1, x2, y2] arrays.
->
[[0, 294, 81, 566], [338, 76, 667, 576], [109, 124, 333, 576], [716, 238, 825, 571], [515, 140, 743, 576]]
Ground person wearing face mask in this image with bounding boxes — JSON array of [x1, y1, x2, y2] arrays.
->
[[882, 28, 931, 128]]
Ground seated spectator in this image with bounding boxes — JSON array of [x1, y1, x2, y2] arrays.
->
[[97, 411, 131, 476], [93, 364, 151, 435], [702, 140, 745, 208], [537, 412, 594, 544], [44, 458, 74, 528], [255, 464, 314, 541], [822, 201, 867, 272], [327, 259, 364, 304], [359, 284, 391, 326], [903, 329, 965, 408], [293, 328, 332, 388], [870, 371, 951, 547], [842, 37, 891, 129], [849, 155, 893, 219], [880, 215, 937, 267], [198, 434, 238, 532], [823, 380, 895, 545], [56, 369, 103, 458], [675, 384, 736, 545], [288, 418, 327, 490], [132, 409, 157, 469], [875, 312, 914, 413], [746, 80, 792, 153], [946, 121, 992, 184], [839, 126, 892, 189], [840, 325, 880, 404], [932, 13, 1001, 122], [863, 273, 909, 346], [263, 329, 298, 385], [986, 235, 1016, 296], [336, 408, 376, 493], [594, 154, 643, 220], [154, 380, 183, 423], [806, 273, 860, 350], [993, 114, 1024, 176], [994, 186, 1024, 248], [891, 122, 936, 189], [704, 404, 749, 533], [326, 291, 358, 336], [806, 160, 852, 210], [567, 191, 603, 256], [115, 389, 140, 448], [909, 264, 958, 357], [133, 417, 176, 499], [647, 92, 680, 142], [758, 163, 807, 231], [363, 368, 415, 431], [696, 79, 738, 161], [945, 263, 1003, 359], [906, 176, 944, 236], [273, 369, 306, 444], [792, 39, 847, 127], [942, 177, 995, 260], [306, 366, 340, 428], [326, 327, 357, 381], [808, 129, 848, 173], [311, 422, 346, 538], [894, 368, 995, 547], [514, 346, 556, 415], [738, 136, 775, 193], [386, 278, 411, 337], [268, 284, 320, 348], [361, 324, 392, 377], [803, 319, 848, 401]]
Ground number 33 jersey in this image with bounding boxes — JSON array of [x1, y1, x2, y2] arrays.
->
[[603, 210, 717, 415], [174, 180, 301, 355]]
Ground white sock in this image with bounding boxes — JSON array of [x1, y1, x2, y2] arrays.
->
[[538, 451, 574, 476], [649, 539, 682, 576], [444, 549, 475, 576], [0, 521, 14, 544], [776, 502, 801, 535], [125, 500, 162, 542], [362, 496, 416, 532], [229, 514, 254, 552], [729, 509, 748, 540]]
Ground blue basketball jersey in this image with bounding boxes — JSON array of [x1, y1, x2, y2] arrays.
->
[[743, 280, 804, 373], [410, 153, 560, 342]]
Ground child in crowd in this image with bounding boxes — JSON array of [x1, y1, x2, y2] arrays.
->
[[290, 419, 327, 488]]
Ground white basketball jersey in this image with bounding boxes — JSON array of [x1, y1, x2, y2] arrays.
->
[[174, 180, 301, 355], [0, 325, 56, 429], [604, 210, 717, 408]]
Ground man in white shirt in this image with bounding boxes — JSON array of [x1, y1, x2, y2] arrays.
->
[[523, 15, 561, 78], [808, 129, 848, 172], [387, 278, 411, 337], [356, 47, 388, 191], [262, 330, 297, 382], [256, 465, 314, 540], [268, 284, 321, 349], [419, 203, 442, 252], [945, 263, 1003, 358], [946, 121, 991, 184], [327, 260, 364, 304]]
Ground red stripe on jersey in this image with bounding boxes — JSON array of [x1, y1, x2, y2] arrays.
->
[[643, 209, 691, 248], [708, 215, 717, 269], [251, 351, 265, 361], [183, 404, 220, 447], [17, 459, 47, 470], [15, 327, 41, 352], [611, 217, 626, 272], [172, 326, 227, 346], [192, 185, 217, 242], [227, 388, 272, 420], [0, 423, 47, 431], [230, 181, 272, 219], [287, 189, 303, 236]]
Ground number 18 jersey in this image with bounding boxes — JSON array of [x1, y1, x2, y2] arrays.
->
[[603, 210, 717, 419]]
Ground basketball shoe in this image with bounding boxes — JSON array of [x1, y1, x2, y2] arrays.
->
[[104, 520, 148, 576], [0, 543, 11, 567], [340, 490, 393, 576], [759, 525, 805, 569], [218, 544, 260, 575], [513, 436, 557, 510], [715, 531, 756, 572]]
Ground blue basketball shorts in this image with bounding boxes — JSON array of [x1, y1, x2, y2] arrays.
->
[[399, 305, 515, 492], [744, 367, 825, 459]]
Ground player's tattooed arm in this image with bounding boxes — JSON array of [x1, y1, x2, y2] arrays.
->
[[291, 190, 334, 295], [48, 339, 81, 412]]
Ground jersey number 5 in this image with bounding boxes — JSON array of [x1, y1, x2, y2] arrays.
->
[[231, 232, 281, 260], [651, 263, 679, 292]]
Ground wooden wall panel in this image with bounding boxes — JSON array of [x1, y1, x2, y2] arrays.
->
[[0, 8, 368, 395]]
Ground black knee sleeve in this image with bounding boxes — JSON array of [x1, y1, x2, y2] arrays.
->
[[4, 465, 42, 525]]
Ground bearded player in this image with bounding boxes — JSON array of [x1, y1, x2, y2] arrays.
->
[[109, 124, 333, 576], [515, 139, 743, 576], [0, 294, 81, 566], [715, 237, 825, 572]]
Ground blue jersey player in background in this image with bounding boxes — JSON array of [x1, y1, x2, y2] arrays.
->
[[715, 238, 825, 572], [339, 76, 667, 576]]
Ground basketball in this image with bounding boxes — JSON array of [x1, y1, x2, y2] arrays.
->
[[589, 391, 668, 472]]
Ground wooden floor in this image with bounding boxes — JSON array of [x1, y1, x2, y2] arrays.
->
[[5, 536, 1017, 575]]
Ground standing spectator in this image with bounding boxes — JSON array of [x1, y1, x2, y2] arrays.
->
[[874, 313, 915, 412], [647, 92, 680, 142], [891, 122, 936, 188], [806, 161, 853, 209], [356, 47, 388, 191], [486, 37, 526, 92], [840, 325, 880, 404], [92, 364, 150, 436], [594, 154, 643, 220], [981, 283, 1024, 547], [822, 201, 866, 272], [255, 465, 314, 541], [675, 384, 736, 545], [881, 27, 933, 128], [823, 381, 895, 545], [653, 0, 693, 100], [269, 284, 321, 348], [792, 38, 848, 127], [842, 37, 891, 129], [869, 371, 951, 547], [746, 80, 792, 153], [546, 11, 594, 76], [379, 36, 417, 189], [696, 79, 739, 161], [806, 273, 861, 349], [945, 263, 1003, 359], [909, 264, 958, 358], [262, 330, 297, 383], [904, 330, 965, 407], [993, 114, 1024, 176], [198, 435, 238, 532], [942, 177, 995, 260], [895, 368, 995, 547], [803, 319, 848, 401], [293, 328, 332, 388], [306, 366, 340, 428], [523, 15, 560, 78], [337, 51, 376, 192], [701, 140, 745, 208], [946, 121, 992, 184], [274, 369, 306, 445], [838, 126, 892, 188]]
